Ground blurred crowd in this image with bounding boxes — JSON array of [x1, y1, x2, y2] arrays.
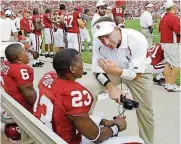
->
[[1, 0, 181, 19]]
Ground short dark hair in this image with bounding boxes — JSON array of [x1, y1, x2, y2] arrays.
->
[[84, 8, 90, 14], [33, 8, 39, 15], [92, 16, 114, 27], [5, 43, 24, 62], [45, 8, 51, 13], [53, 49, 79, 77], [60, 4, 66, 10]]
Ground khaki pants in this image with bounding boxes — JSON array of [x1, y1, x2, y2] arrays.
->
[[142, 28, 153, 48], [77, 73, 154, 144], [161, 43, 180, 67]]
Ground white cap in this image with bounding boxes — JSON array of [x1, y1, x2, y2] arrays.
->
[[5, 10, 11, 16], [164, 0, 175, 9], [145, 3, 154, 8], [92, 21, 116, 39], [107, 6, 112, 10], [96, 1, 107, 7]]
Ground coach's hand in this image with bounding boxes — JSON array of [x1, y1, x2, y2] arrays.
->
[[98, 59, 123, 77], [106, 82, 121, 103]]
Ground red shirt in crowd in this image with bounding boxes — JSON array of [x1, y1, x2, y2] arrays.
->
[[64, 11, 81, 33], [34, 71, 94, 144], [1, 61, 34, 113], [20, 17, 31, 33], [159, 12, 180, 43], [43, 13, 52, 28]]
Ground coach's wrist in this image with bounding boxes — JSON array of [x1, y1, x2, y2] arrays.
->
[[105, 82, 114, 91]]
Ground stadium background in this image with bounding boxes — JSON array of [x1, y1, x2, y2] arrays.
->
[[1, 0, 180, 84], [41, 19, 180, 85]]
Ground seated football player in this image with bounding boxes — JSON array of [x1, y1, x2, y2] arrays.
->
[[1, 43, 37, 113], [34, 49, 144, 144], [147, 43, 165, 86], [1, 43, 37, 143]]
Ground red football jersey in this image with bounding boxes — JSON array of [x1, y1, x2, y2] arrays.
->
[[1, 62, 34, 113], [43, 13, 52, 28], [112, 6, 125, 20], [64, 11, 81, 33], [34, 72, 94, 144], [20, 17, 31, 32], [32, 15, 42, 35], [38, 71, 57, 89], [147, 43, 164, 65], [57, 10, 65, 29]]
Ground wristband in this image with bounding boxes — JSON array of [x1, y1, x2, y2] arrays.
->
[[96, 73, 111, 87], [107, 124, 120, 137], [92, 127, 100, 142], [111, 124, 119, 136]]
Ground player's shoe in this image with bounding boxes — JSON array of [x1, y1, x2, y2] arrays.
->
[[49, 54, 54, 58], [83, 71, 87, 75], [39, 53, 45, 56], [38, 61, 44, 65], [153, 77, 165, 86], [167, 84, 180, 92], [32, 63, 42, 67], [45, 54, 50, 58]]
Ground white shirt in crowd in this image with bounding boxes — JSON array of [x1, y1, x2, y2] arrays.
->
[[0, 17, 17, 42], [91, 13, 101, 28], [139, 11, 153, 28], [92, 28, 151, 78], [13, 16, 22, 30]]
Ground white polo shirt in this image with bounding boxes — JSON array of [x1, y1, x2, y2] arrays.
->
[[139, 11, 153, 28], [0, 17, 17, 42], [92, 28, 151, 76]]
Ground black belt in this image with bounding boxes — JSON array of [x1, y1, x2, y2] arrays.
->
[[142, 27, 149, 29]]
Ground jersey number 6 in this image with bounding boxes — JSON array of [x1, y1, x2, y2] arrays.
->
[[20, 69, 29, 80]]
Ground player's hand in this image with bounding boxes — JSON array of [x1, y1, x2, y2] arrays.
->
[[106, 83, 121, 103], [100, 119, 115, 127], [114, 116, 127, 131], [98, 59, 122, 77], [22, 35, 26, 40]]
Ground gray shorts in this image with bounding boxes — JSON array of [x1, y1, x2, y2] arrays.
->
[[161, 43, 180, 67]]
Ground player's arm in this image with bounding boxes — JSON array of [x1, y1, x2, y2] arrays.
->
[[46, 15, 52, 22], [77, 18, 86, 29], [68, 113, 126, 143], [20, 19, 26, 39], [19, 84, 37, 106], [58, 15, 65, 25], [114, 16, 124, 25]]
